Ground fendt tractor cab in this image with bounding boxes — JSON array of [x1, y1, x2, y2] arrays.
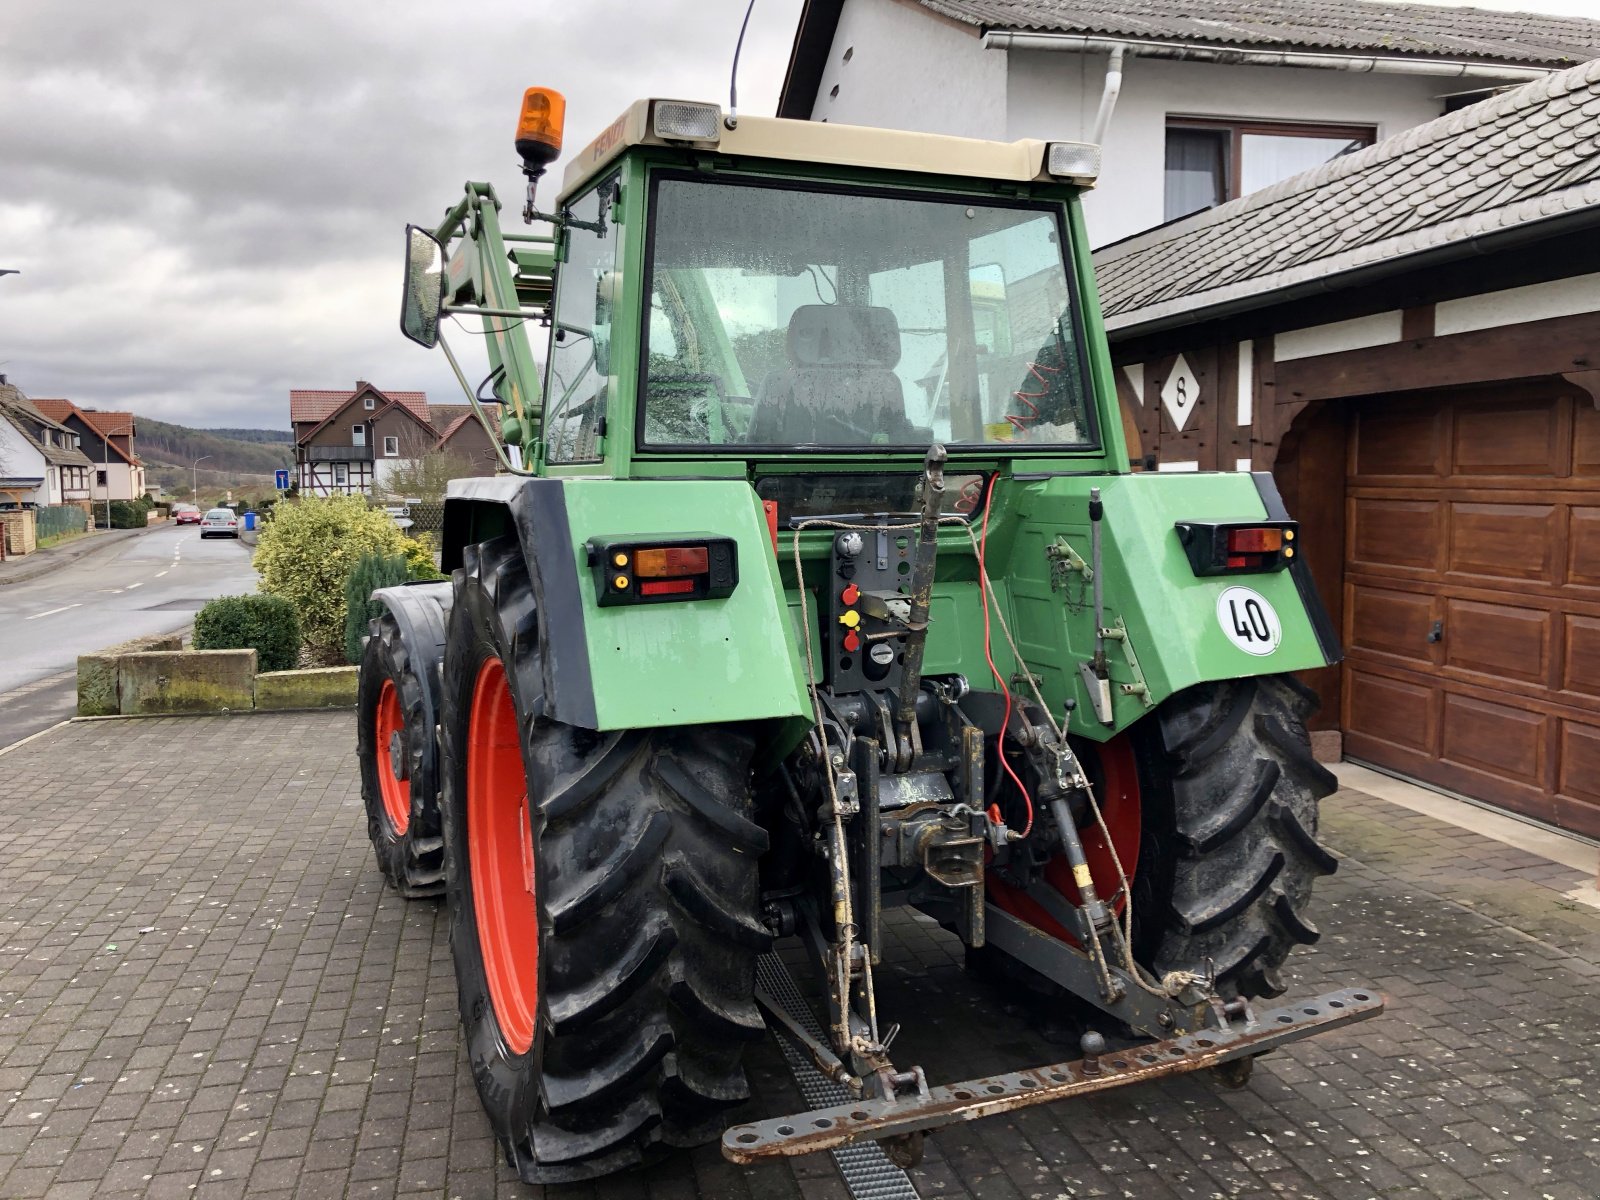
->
[[355, 88, 1381, 1183]]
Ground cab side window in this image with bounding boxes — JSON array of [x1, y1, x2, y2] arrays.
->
[[545, 177, 619, 464]]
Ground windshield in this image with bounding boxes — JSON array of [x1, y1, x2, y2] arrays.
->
[[640, 175, 1093, 452]]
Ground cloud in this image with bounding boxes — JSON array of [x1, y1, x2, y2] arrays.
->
[[0, 0, 803, 428]]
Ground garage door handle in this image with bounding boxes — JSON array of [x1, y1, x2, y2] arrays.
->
[[1427, 620, 1443, 644]]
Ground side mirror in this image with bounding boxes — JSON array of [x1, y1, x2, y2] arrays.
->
[[400, 225, 445, 348]]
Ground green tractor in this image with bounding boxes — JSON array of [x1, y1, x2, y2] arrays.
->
[[356, 87, 1380, 1183]]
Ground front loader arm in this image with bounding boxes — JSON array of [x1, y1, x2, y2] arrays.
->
[[432, 182, 551, 455]]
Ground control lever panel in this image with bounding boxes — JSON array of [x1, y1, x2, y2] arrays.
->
[[826, 525, 911, 694]]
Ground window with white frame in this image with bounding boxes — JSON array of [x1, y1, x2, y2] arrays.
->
[[334, 463, 348, 485], [383, 436, 399, 457], [364, 395, 375, 410], [352, 424, 366, 447]]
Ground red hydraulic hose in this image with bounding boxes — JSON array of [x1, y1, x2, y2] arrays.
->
[[976, 472, 1032, 838]]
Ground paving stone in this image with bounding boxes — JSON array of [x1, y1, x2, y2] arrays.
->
[[1, 713, 1598, 1198]]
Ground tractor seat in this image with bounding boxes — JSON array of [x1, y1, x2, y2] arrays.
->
[[748, 304, 915, 445]]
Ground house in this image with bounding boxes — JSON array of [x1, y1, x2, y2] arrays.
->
[[432, 406, 501, 474], [0, 382, 94, 511], [778, 0, 1600, 245], [291, 381, 435, 496], [290, 384, 500, 496], [32, 399, 147, 506], [1094, 55, 1600, 840]]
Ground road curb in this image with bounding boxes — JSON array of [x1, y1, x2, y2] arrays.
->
[[0, 523, 165, 587]]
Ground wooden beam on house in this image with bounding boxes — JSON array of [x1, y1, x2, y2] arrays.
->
[[1276, 310, 1600, 404]]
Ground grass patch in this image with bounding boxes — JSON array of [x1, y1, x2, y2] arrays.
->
[[37, 530, 91, 550]]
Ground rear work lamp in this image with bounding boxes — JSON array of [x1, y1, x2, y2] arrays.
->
[[1174, 520, 1298, 576], [651, 100, 722, 143], [586, 536, 738, 606]]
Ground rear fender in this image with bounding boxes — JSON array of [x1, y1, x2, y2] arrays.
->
[[443, 476, 810, 731]]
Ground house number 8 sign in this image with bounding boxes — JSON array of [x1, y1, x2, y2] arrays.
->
[[1217, 586, 1282, 656]]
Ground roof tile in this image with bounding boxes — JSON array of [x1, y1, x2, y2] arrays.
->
[[1096, 55, 1600, 331], [920, 0, 1600, 67]]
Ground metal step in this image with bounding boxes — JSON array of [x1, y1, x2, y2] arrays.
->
[[754, 952, 921, 1200]]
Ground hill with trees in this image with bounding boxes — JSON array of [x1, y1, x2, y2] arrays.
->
[[135, 417, 293, 498]]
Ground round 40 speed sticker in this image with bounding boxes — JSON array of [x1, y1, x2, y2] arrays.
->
[[1216, 586, 1282, 656]]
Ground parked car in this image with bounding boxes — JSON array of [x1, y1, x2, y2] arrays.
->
[[173, 504, 202, 525], [199, 508, 239, 539]]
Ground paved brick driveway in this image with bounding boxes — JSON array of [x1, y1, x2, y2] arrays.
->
[[1, 712, 1597, 1199]]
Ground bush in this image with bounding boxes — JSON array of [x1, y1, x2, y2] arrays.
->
[[194, 594, 300, 672], [342, 551, 412, 664], [400, 533, 445, 581], [107, 496, 153, 529], [253, 494, 408, 663]]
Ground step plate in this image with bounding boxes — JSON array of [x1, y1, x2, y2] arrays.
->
[[723, 986, 1383, 1163]]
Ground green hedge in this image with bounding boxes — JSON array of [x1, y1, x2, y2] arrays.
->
[[194, 594, 301, 672], [36, 505, 88, 539], [107, 496, 153, 529], [342, 551, 412, 664]]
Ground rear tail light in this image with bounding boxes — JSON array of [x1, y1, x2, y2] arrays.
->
[[1175, 521, 1297, 576], [586, 536, 738, 606]]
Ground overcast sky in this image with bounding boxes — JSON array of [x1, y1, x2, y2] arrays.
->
[[1, 0, 1595, 431]]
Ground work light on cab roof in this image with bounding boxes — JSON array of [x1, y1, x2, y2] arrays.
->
[[515, 86, 565, 222]]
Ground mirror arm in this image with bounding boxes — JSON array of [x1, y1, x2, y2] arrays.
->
[[526, 208, 604, 235], [443, 305, 537, 320]]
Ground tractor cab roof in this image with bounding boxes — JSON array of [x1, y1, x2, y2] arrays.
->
[[558, 99, 1099, 204]]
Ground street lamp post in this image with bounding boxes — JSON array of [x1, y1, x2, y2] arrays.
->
[[101, 422, 135, 532], [192, 455, 212, 504]]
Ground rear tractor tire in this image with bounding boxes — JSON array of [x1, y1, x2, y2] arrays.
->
[[357, 585, 452, 898], [439, 535, 771, 1183], [1136, 674, 1339, 1000]]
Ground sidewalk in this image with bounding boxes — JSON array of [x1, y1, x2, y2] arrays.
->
[[0, 713, 1597, 1199], [0, 523, 161, 587]]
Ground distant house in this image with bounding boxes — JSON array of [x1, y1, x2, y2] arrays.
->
[[432, 406, 500, 475], [0, 382, 94, 510], [778, 0, 1600, 245], [32, 399, 147, 506], [289, 382, 499, 496]]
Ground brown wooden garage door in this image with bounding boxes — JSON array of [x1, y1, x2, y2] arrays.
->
[[1343, 381, 1600, 839]]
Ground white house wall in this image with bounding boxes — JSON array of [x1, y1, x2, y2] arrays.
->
[[0, 422, 48, 501], [1003, 54, 1483, 246], [88, 461, 143, 505], [812, 0, 1006, 139]]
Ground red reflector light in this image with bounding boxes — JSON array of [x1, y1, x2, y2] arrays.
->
[[640, 578, 696, 597], [1227, 527, 1284, 554], [634, 546, 709, 578], [763, 500, 779, 551]]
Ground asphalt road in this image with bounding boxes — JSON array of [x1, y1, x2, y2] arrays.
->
[[0, 523, 258, 748]]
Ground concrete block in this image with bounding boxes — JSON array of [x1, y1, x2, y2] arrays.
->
[[76, 655, 120, 716], [119, 649, 257, 715], [255, 666, 358, 711]]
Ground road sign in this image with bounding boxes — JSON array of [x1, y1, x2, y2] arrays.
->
[[274, 469, 290, 490]]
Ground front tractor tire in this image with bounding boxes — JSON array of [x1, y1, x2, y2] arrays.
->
[[1135, 674, 1339, 1000], [439, 535, 770, 1183], [357, 594, 451, 898]]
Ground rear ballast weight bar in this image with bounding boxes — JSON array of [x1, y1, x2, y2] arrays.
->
[[724, 986, 1383, 1162]]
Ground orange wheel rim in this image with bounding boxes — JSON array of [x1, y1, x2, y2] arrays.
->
[[375, 678, 410, 835], [466, 658, 538, 1054]]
